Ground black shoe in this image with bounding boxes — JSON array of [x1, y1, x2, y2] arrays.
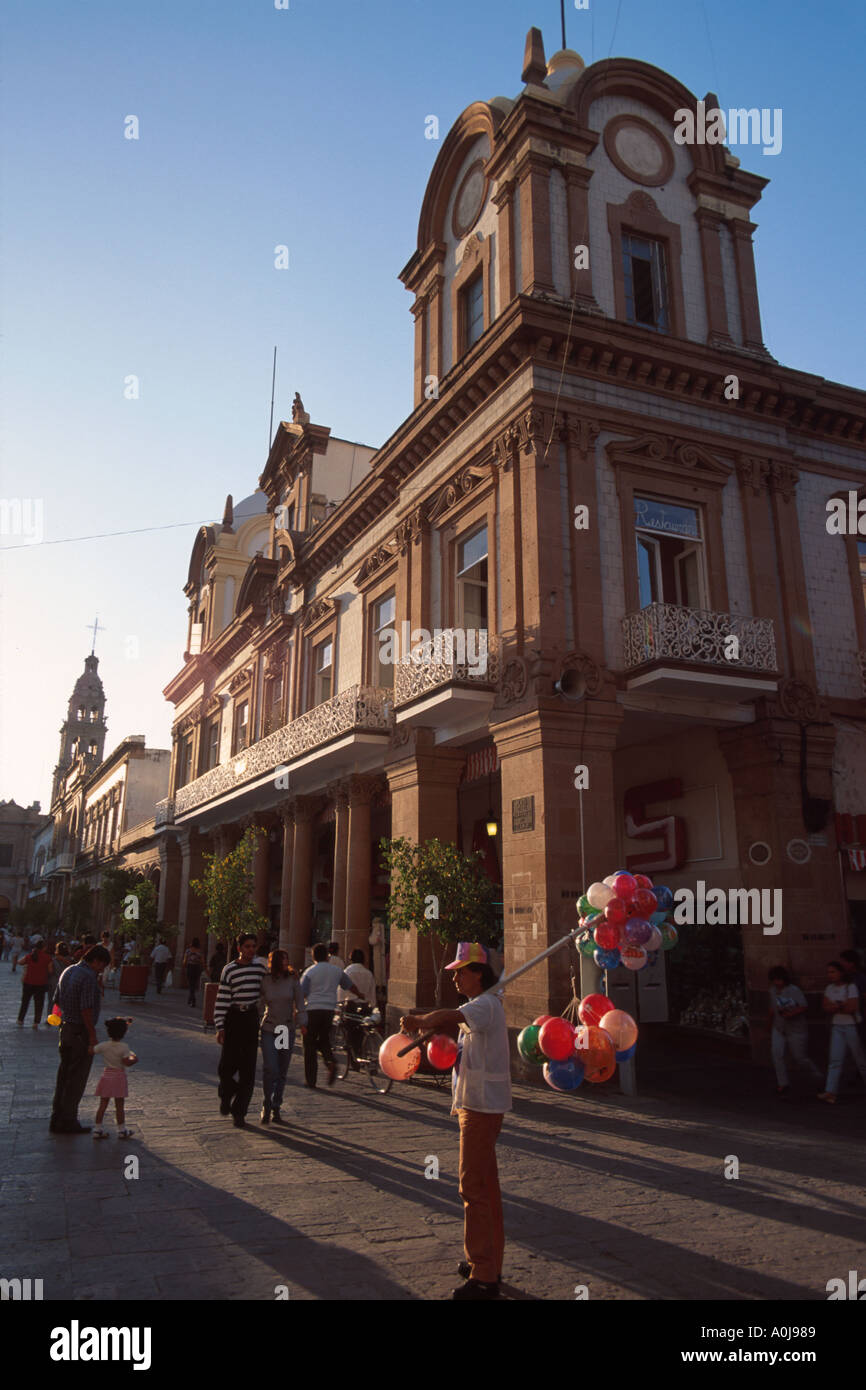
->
[[457, 1260, 501, 1283], [327, 1063, 337, 1086], [232, 1115, 246, 1128], [260, 1105, 271, 1124], [304, 1081, 316, 1089], [451, 1279, 500, 1301], [219, 1101, 231, 1115], [272, 1108, 282, 1124]]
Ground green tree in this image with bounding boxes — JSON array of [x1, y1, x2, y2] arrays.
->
[[380, 836, 499, 1006], [66, 882, 93, 937], [191, 826, 269, 948], [101, 869, 161, 960]]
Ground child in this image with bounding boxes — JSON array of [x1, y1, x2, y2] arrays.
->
[[92, 1017, 138, 1138]]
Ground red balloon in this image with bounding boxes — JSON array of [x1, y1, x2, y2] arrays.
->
[[594, 920, 622, 951], [533, 1014, 554, 1028], [574, 1024, 616, 1082], [612, 872, 637, 901], [632, 887, 658, 916], [427, 1034, 459, 1070], [578, 993, 616, 1028], [604, 896, 627, 926], [538, 1017, 576, 1061], [634, 873, 654, 890]]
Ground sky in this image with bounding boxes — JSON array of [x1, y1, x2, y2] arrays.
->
[[1, 0, 864, 810]]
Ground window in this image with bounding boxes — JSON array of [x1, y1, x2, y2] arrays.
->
[[177, 734, 194, 788], [372, 593, 396, 689], [77, 706, 85, 720], [232, 700, 249, 755], [90, 708, 98, 721], [313, 639, 333, 707], [263, 674, 285, 735], [634, 497, 705, 609], [456, 525, 488, 629], [462, 273, 484, 351], [0, 844, 12, 868], [622, 234, 669, 331], [88, 741, 98, 757], [201, 715, 221, 771]]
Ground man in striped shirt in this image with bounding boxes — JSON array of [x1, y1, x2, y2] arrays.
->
[[214, 934, 268, 1127]]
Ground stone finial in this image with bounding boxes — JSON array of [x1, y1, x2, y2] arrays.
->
[[292, 392, 310, 425], [222, 494, 234, 530], [522, 27, 547, 86]]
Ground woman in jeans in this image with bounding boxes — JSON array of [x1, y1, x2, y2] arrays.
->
[[183, 937, 205, 1007], [258, 949, 306, 1125], [819, 959, 866, 1104]]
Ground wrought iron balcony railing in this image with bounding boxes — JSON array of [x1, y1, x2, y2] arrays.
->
[[173, 685, 393, 817], [622, 603, 776, 672], [394, 630, 500, 707]]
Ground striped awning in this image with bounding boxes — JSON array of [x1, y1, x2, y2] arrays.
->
[[848, 849, 866, 872], [461, 747, 499, 783]]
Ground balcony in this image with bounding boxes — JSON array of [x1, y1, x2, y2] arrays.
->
[[394, 630, 500, 733], [621, 604, 777, 702], [173, 685, 393, 818], [155, 798, 175, 828], [43, 852, 75, 876]]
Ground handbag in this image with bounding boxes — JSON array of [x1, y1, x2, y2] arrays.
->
[[165, 969, 173, 989]]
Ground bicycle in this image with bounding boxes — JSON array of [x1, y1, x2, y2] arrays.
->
[[330, 1003, 392, 1094]]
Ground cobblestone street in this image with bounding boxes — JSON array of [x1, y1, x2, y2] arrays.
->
[[2, 965, 865, 1302]]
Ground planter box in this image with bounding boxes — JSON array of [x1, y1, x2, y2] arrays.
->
[[119, 964, 149, 1000], [202, 981, 219, 1032]]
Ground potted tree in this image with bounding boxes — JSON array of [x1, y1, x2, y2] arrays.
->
[[102, 869, 159, 1000], [191, 827, 269, 1028]]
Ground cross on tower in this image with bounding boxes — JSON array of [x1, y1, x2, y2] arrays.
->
[[87, 616, 106, 655]]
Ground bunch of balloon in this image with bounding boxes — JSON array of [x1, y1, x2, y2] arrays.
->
[[517, 1014, 585, 1092], [575, 870, 677, 974]]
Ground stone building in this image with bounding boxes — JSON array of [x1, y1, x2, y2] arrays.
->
[[0, 800, 49, 927], [156, 29, 866, 1052]]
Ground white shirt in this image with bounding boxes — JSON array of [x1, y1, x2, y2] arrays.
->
[[94, 1039, 132, 1068], [825, 981, 861, 1026], [150, 944, 172, 964], [328, 955, 346, 973], [451, 991, 511, 1116], [339, 962, 376, 1005]]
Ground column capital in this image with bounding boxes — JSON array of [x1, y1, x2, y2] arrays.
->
[[288, 794, 324, 824], [326, 778, 351, 811], [346, 773, 385, 807]]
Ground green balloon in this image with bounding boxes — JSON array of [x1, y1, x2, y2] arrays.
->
[[517, 1024, 546, 1065], [661, 923, 679, 950], [578, 936, 598, 958], [578, 894, 593, 917]]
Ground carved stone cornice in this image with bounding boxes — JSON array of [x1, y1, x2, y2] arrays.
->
[[301, 597, 338, 631], [736, 454, 799, 502], [768, 459, 799, 503], [608, 432, 731, 482], [264, 642, 287, 678], [735, 455, 769, 496], [228, 668, 252, 695], [425, 465, 485, 522], [495, 656, 529, 706], [556, 650, 603, 696], [778, 677, 821, 724]]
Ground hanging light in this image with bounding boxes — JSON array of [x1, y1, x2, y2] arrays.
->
[[485, 764, 498, 837]]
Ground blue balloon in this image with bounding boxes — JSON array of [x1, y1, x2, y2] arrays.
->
[[594, 947, 621, 970], [654, 885, 674, 912], [544, 1057, 585, 1091], [650, 911, 669, 926], [615, 1042, 637, 1062], [645, 950, 659, 967]]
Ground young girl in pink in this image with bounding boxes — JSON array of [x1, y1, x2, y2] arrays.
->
[[92, 1017, 138, 1138]]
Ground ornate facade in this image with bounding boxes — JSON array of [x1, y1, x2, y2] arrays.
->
[[157, 31, 866, 1053]]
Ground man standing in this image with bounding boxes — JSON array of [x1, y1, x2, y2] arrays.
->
[[402, 942, 510, 1301], [150, 938, 173, 993], [300, 943, 361, 1087], [327, 940, 346, 972], [214, 934, 268, 1127], [50, 944, 111, 1134]]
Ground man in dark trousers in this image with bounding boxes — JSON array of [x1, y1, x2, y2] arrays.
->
[[214, 934, 268, 1127], [300, 942, 362, 1087], [50, 944, 111, 1134]]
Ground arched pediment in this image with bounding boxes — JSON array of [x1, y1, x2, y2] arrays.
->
[[235, 556, 279, 617], [569, 58, 727, 175], [416, 102, 504, 252], [186, 525, 215, 593]]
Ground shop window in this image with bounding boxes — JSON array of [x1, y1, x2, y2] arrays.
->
[[456, 525, 488, 629], [635, 497, 705, 609], [622, 234, 669, 331]]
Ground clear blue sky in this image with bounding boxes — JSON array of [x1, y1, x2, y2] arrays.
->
[[1, 0, 864, 808]]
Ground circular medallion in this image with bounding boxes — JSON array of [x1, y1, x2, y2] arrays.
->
[[748, 841, 772, 866], [603, 116, 675, 187], [786, 838, 811, 865], [453, 160, 487, 238]]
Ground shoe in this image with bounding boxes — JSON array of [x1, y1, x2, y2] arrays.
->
[[232, 1115, 246, 1128], [117, 1127, 132, 1138], [451, 1279, 500, 1301], [304, 1081, 316, 1089], [272, 1108, 282, 1124], [457, 1261, 501, 1283], [32, 1022, 39, 1029], [260, 1105, 271, 1124], [818, 1092, 837, 1104], [219, 1101, 232, 1115], [92, 1127, 107, 1140], [17, 1020, 23, 1027], [327, 1063, 337, 1086]]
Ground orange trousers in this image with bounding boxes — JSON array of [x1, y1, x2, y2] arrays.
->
[[457, 1108, 504, 1283]]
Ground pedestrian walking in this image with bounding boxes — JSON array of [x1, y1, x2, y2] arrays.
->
[[16, 935, 55, 1028], [214, 934, 268, 1127], [300, 942, 361, 1088], [767, 967, 821, 1094], [259, 949, 306, 1124], [402, 942, 511, 1301], [49, 944, 111, 1134], [183, 937, 205, 1006], [1, 926, 12, 960], [339, 948, 377, 1062], [92, 1017, 138, 1139], [150, 938, 173, 993], [9, 930, 25, 972], [818, 959, 866, 1103]]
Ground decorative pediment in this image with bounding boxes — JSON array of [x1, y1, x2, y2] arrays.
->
[[459, 232, 484, 271], [426, 465, 484, 522], [229, 667, 252, 695], [236, 556, 279, 617], [355, 542, 398, 587], [607, 432, 732, 482], [302, 596, 338, 630]]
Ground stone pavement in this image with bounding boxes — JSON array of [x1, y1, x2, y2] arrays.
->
[[1, 963, 865, 1302]]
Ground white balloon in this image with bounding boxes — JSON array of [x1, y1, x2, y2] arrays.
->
[[586, 881, 614, 910], [603, 874, 618, 888], [645, 926, 663, 952], [620, 945, 648, 972]]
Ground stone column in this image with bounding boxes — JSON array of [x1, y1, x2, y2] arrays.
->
[[252, 823, 270, 920], [564, 165, 597, 308], [278, 806, 294, 952], [329, 780, 350, 958], [177, 829, 210, 958], [516, 153, 555, 296], [345, 775, 381, 962], [729, 219, 765, 352], [492, 178, 516, 308], [157, 833, 182, 931], [695, 208, 732, 346], [287, 797, 319, 971], [384, 732, 466, 1018]]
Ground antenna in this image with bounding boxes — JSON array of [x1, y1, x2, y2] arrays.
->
[[268, 346, 277, 449], [560, 0, 566, 50]]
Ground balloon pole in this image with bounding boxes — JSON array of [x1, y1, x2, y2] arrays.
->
[[396, 926, 583, 1057]]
